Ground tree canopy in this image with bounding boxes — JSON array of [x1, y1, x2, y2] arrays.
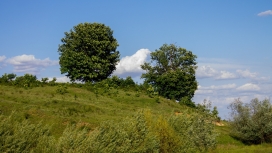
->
[[58, 22, 120, 82], [141, 44, 197, 102]]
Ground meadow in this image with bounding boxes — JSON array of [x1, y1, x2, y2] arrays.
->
[[1, 79, 272, 152]]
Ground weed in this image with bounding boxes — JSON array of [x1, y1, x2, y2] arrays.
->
[[135, 92, 140, 97], [74, 94, 78, 101], [56, 85, 68, 95], [155, 96, 160, 103]]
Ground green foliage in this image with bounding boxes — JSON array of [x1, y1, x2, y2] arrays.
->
[[169, 112, 217, 152], [212, 106, 221, 121], [179, 96, 196, 108], [141, 44, 197, 102], [103, 75, 136, 89], [41, 77, 49, 84], [90, 110, 216, 153], [229, 98, 272, 144], [0, 113, 53, 153], [56, 84, 68, 95], [7, 73, 16, 81], [122, 76, 136, 87], [56, 125, 92, 152], [0, 73, 16, 84], [13, 74, 39, 88], [90, 111, 160, 152], [49, 77, 57, 86], [58, 22, 120, 82], [0, 75, 219, 152]]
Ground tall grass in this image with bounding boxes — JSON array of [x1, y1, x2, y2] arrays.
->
[[0, 110, 216, 152]]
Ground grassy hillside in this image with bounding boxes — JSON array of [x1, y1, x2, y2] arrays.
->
[[1, 84, 272, 152], [0, 84, 186, 137]]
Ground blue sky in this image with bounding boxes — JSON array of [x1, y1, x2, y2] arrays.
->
[[1, 1, 272, 119]]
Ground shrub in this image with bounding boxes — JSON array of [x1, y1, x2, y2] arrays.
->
[[89, 111, 160, 152], [13, 74, 39, 88], [41, 77, 49, 84], [229, 98, 272, 144], [56, 84, 68, 95], [48, 77, 57, 86], [168, 111, 217, 152], [0, 73, 16, 85], [90, 110, 216, 153], [56, 125, 92, 153], [0, 113, 53, 153], [0, 110, 217, 152], [179, 96, 196, 108]]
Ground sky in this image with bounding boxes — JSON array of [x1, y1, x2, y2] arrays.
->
[[1, 1, 272, 119]]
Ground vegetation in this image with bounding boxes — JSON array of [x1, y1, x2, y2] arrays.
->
[[58, 22, 120, 82], [0, 73, 219, 152], [1, 22, 272, 151], [141, 44, 197, 106], [228, 98, 272, 144], [1, 73, 272, 152]]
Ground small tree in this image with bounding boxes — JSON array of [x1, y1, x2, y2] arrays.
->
[[41, 77, 49, 84], [58, 22, 120, 82], [141, 44, 197, 103], [0, 73, 16, 84], [13, 74, 38, 88], [211, 106, 221, 122], [229, 98, 272, 144]]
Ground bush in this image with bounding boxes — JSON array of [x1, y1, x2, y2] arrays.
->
[[49, 77, 57, 86], [56, 84, 68, 95], [229, 98, 272, 144], [179, 96, 196, 108], [0, 110, 217, 152], [0, 113, 53, 153], [169, 111, 217, 152], [90, 111, 160, 152], [90, 110, 216, 153], [0, 73, 16, 85], [13, 74, 39, 88]]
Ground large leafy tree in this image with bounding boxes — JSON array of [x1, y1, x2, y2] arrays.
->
[[58, 23, 120, 82], [141, 44, 197, 102]]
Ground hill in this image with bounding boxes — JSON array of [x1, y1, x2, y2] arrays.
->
[[1, 83, 272, 152], [0, 84, 186, 136]]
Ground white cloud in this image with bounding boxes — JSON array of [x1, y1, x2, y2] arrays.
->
[[197, 57, 245, 70], [0, 55, 6, 69], [198, 84, 237, 90], [216, 71, 237, 80], [113, 49, 150, 77], [237, 83, 260, 91], [236, 69, 257, 79], [196, 66, 237, 80], [196, 66, 218, 78], [0, 56, 6, 62], [236, 69, 270, 82], [6, 54, 58, 74], [258, 10, 272, 16]]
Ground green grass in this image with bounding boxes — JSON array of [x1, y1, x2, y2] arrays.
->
[[1, 84, 272, 152], [212, 121, 272, 153], [0, 85, 185, 137]]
